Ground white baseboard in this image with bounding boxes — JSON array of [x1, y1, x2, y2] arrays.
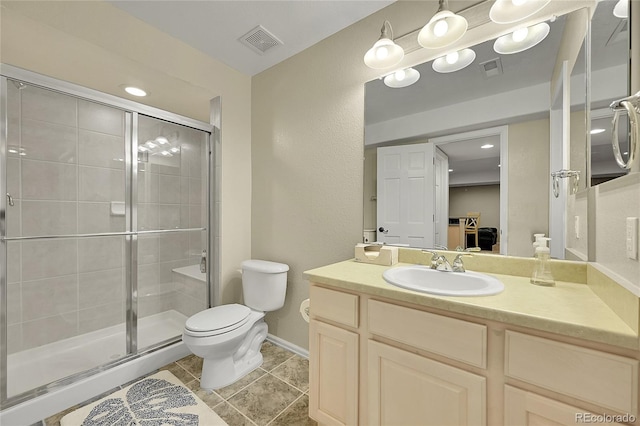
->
[[266, 334, 309, 359]]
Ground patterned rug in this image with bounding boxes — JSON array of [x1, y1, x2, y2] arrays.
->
[[60, 370, 227, 425]]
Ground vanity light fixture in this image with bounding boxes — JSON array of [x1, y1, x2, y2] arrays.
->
[[145, 141, 158, 149], [493, 22, 550, 54], [489, 0, 551, 24], [481, 144, 494, 149], [590, 128, 606, 134], [123, 86, 147, 97], [432, 48, 476, 73], [384, 68, 421, 88], [364, 21, 404, 69], [418, 0, 468, 49], [170, 147, 181, 153], [613, 0, 628, 19]]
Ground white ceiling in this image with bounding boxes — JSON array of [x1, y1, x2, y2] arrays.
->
[[109, 0, 394, 76]]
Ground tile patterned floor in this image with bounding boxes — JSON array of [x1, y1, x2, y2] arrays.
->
[[44, 342, 316, 426]]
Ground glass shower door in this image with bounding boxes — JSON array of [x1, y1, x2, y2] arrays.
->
[[135, 115, 209, 351], [3, 80, 129, 398]]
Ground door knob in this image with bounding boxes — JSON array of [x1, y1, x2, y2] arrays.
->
[[378, 227, 389, 234]]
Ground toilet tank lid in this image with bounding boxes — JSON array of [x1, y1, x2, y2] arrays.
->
[[242, 259, 289, 273]]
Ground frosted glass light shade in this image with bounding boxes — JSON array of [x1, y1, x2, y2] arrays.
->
[[432, 48, 476, 73], [384, 68, 420, 88], [364, 21, 404, 69], [493, 22, 550, 54], [614, 0, 628, 18], [418, 9, 468, 49], [489, 0, 551, 24]]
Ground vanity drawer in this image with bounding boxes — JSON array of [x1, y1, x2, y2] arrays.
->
[[310, 285, 359, 328], [505, 331, 638, 415], [368, 300, 487, 368]]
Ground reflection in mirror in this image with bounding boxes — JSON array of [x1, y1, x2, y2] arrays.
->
[[589, 0, 630, 185], [364, 9, 591, 259]]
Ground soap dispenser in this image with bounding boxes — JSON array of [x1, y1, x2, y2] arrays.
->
[[531, 237, 555, 287]]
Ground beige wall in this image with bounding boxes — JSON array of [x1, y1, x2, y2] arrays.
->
[[0, 1, 252, 305], [507, 118, 550, 257], [449, 186, 500, 231]]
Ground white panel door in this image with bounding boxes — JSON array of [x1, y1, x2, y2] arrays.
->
[[377, 143, 435, 247]]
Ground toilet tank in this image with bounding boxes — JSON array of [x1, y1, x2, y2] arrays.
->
[[241, 260, 289, 312]]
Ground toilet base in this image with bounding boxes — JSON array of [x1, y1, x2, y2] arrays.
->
[[199, 319, 268, 390]]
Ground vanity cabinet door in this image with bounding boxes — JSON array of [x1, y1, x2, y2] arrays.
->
[[309, 319, 359, 426], [504, 386, 623, 425], [368, 340, 486, 426]]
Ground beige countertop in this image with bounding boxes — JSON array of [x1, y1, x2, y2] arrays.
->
[[304, 259, 638, 350]]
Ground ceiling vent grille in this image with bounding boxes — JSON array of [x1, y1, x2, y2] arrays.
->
[[239, 25, 283, 55], [479, 57, 504, 78]]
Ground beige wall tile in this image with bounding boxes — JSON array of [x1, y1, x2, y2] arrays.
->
[[159, 233, 189, 262], [7, 241, 21, 283], [5, 199, 20, 238], [7, 282, 21, 325], [138, 203, 159, 231], [79, 268, 124, 309], [158, 204, 180, 229], [78, 302, 124, 335], [78, 99, 123, 136], [21, 275, 78, 321], [21, 85, 77, 127], [78, 236, 123, 273], [180, 177, 189, 205], [138, 171, 159, 203], [138, 235, 159, 265], [78, 202, 125, 233], [158, 174, 181, 204], [174, 293, 206, 317], [158, 259, 191, 285], [79, 166, 125, 202], [78, 129, 125, 169], [175, 275, 206, 300], [22, 312, 78, 350], [22, 239, 77, 281], [189, 178, 202, 205], [21, 160, 77, 201], [7, 324, 22, 355], [22, 200, 77, 236], [6, 157, 20, 199], [138, 293, 173, 319], [138, 263, 160, 295], [21, 118, 77, 163]]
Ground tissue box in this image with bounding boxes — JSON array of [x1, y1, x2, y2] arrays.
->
[[354, 243, 398, 266]]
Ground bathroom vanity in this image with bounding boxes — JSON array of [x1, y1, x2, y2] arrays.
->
[[305, 252, 639, 426]]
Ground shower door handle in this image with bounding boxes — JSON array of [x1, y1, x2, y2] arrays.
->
[[6, 193, 14, 207], [200, 250, 207, 273]]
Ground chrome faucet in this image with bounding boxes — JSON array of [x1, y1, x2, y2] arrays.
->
[[422, 250, 453, 272], [452, 253, 472, 273]]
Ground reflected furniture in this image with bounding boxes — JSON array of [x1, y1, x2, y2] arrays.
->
[[465, 212, 481, 248]]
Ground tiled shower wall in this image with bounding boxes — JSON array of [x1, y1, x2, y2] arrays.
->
[[5, 83, 207, 354]]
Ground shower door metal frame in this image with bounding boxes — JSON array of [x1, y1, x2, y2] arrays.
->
[[0, 64, 217, 409]]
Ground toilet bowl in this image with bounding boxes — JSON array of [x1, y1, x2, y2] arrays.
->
[[182, 260, 288, 390]]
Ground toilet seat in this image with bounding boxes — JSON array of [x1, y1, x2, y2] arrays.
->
[[184, 304, 251, 337]]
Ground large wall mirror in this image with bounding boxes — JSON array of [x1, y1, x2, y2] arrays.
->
[[363, 0, 630, 260]]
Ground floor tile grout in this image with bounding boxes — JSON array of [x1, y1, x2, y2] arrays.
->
[[264, 392, 308, 426]]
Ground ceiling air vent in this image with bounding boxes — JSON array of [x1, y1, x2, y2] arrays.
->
[[479, 57, 504, 78], [239, 25, 283, 55]]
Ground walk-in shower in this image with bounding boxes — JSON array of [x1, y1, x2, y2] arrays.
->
[[0, 65, 217, 416]]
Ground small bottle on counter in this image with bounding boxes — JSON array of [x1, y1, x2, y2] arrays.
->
[[531, 237, 555, 287]]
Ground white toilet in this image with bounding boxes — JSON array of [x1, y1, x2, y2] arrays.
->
[[182, 259, 289, 390]]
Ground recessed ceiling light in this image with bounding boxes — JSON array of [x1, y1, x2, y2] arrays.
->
[[481, 144, 494, 149], [448, 169, 453, 172], [124, 86, 147, 97], [590, 128, 606, 134]]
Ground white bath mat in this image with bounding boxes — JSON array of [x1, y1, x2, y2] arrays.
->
[[60, 370, 227, 426]]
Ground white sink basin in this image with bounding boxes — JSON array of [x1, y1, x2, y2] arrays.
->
[[382, 265, 504, 296]]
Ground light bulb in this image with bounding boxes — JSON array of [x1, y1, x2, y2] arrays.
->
[[394, 69, 406, 81], [433, 19, 449, 37], [512, 27, 529, 42], [512, 0, 527, 6], [376, 46, 389, 60], [446, 52, 459, 64], [481, 144, 494, 149]]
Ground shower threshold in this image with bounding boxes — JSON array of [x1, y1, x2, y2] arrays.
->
[[7, 310, 187, 398]]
